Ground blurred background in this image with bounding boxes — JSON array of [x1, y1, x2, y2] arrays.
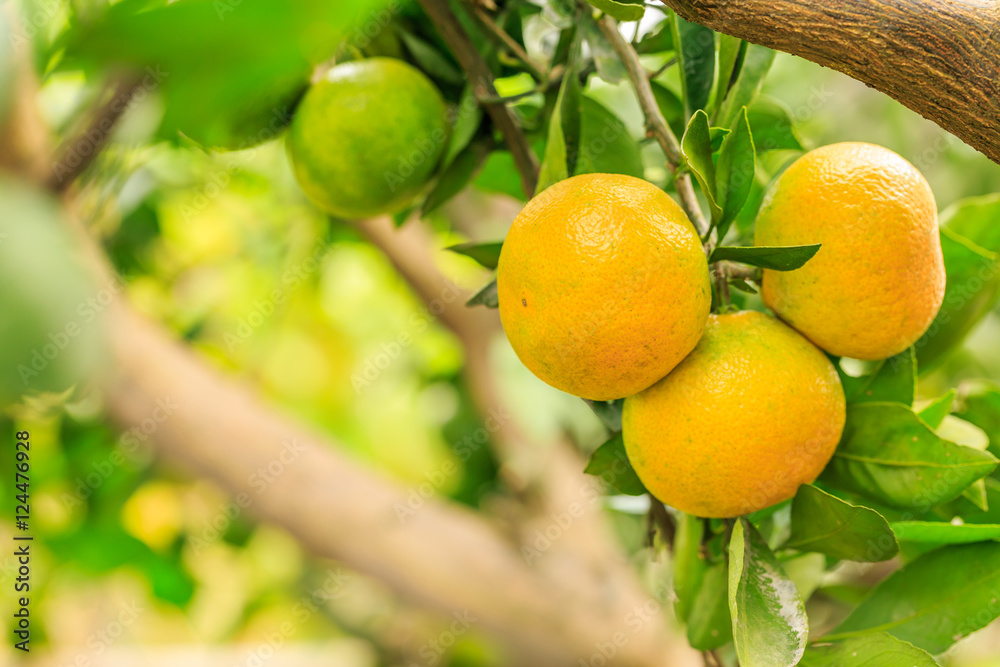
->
[[1, 1, 1000, 666]]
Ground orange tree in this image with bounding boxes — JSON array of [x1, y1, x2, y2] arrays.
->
[[3, 0, 1000, 665]]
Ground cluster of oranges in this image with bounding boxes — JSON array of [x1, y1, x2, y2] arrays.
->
[[282, 58, 946, 519], [497, 144, 945, 518]]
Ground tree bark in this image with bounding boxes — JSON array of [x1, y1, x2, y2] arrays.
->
[[659, 0, 1000, 165]]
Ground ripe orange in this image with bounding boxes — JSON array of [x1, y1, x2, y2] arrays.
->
[[286, 58, 450, 219], [622, 311, 845, 518], [497, 173, 710, 401], [755, 142, 945, 360]]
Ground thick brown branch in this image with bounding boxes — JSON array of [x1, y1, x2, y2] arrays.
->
[[417, 0, 540, 196], [596, 16, 710, 238], [659, 0, 1000, 165]]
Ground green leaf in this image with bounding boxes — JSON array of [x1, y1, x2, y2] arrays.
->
[[800, 633, 939, 667], [709, 127, 731, 151], [635, 21, 673, 54], [583, 0, 645, 22], [917, 389, 956, 429], [443, 85, 484, 167], [830, 542, 1000, 653], [939, 193, 1000, 254], [466, 279, 498, 308], [671, 14, 716, 117], [709, 244, 820, 270], [915, 228, 1000, 373], [963, 479, 990, 512], [688, 563, 733, 650], [786, 485, 898, 562], [713, 36, 745, 118], [955, 380, 1000, 458], [891, 521, 1000, 545], [781, 552, 826, 602], [820, 403, 999, 510], [60, 0, 389, 149], [715, 107, 755, 241], [445, 241, 503, 270], [474, 150, 529, 201], [581, 18, 626, 84], [841, 348, 916, 406], [673, 512, 706, 623], [536, 56, 582, 194], [729, 519, 808, 667], [729, 278, 758, 294], [421, 141, 490, 216], [397, 29, 464, 84], [583, 433, 647, 495], [937, 415, 989, 450], [575, 97, 645, 178], [584, 398, 624, 432], [681, 110, 721, 220], [715, 44, 776, 131], [748, 97, 805, 152]]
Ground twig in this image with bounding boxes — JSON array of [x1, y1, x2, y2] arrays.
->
[[472, 6, 548, 81], [596, 15, 710, 239], [418, 0, 539, 197], [718, 261, 761, 281], [648, 56, 677, 80], [48, 74, 142, 192], [649, 495, 676, 547], [713, 262, 732, 308]]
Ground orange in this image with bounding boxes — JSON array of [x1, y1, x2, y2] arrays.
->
[[497, 173, 710, 401], [755, 142, 945, 360], [622, 311, 845, 518], [286, 58, 450, 219]]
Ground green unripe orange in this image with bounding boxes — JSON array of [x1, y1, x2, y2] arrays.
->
[[286, 58, 450, 219]]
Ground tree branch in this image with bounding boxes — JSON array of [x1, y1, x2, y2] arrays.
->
[[417, 0, 540, 196], [471, 6, 548, 81], [354, 216, 496, 348], [658, 0, 1000, 166], [596, 16, 710, 238], [47, 74, 142, 191]]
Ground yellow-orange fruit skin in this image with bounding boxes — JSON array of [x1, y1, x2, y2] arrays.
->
[[622, 311, 846, 518], [497, 173, 711, 401], [756, 142, 945, 361]]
